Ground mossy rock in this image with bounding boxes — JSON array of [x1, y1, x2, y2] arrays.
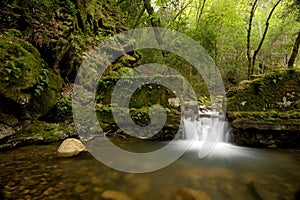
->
[[0, 121, 78, 151], [0, 34, 63, 118], [0, 34, 43, 105], [227, 67, 300, 112], [96, 104, 181, 140], [226, 68, 300, 147], [28, 68, 64, 118]]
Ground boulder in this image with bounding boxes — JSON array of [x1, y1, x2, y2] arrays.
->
[[0, 34, 63, 119], [57, 138, 87, 157]]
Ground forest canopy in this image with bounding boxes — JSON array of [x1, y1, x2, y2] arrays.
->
[[117, 0, 300, 81]]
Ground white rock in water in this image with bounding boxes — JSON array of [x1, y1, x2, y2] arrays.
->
[[57, 138, 87, 157]]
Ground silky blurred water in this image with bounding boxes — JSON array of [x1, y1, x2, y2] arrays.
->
[[0, 139, 299, 200]]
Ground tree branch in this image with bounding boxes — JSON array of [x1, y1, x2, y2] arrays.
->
[[173, 0, 193, 22], [143, 0, 166, 57], [196, 0, 207, 27], [252, 0, 282, 73]]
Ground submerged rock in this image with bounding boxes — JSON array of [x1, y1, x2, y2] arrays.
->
[[57, 138, 87, 157], [102, 190, 132, 200], [176, 187, 211, 200]]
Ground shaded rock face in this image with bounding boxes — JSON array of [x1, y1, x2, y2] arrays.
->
[[0, 34, 63, 119], [95, 76, 184, 141], [0, 0, 125, 119], [0, 34, 64, 147], [0, 121, 78, 151], [0, 0, 132, 149], [226, 68, 300, 147]]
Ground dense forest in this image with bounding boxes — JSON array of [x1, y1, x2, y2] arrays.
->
[[0, 0, 299, 143], [0, 1, 300, 200], [120, 0, 300, 80], [0, 0, 299, 146]]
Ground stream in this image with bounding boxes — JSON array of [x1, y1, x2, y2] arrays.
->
[[0, 138, 299, 200]]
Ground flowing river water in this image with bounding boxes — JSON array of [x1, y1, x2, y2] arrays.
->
[[0, 139, 299, 200], [0, 113, 299, 200]]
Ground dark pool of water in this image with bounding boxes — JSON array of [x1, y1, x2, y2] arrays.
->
[[0, 139, 299, 200]]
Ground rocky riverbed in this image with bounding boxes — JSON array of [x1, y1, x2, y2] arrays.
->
[[0, 140, 299, 200]]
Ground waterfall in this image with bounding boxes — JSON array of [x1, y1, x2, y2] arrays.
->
[[183, 110, 232, 158]]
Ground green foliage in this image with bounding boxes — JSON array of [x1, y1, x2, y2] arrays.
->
[[198, 96, 211, 106], [34, 67, 49, 97], [57, 96, 72, 111], [118, 0, 299, 82], [227, 68, 300, 112], [270, 72, 283, 84], [3, 60, 22, 81]]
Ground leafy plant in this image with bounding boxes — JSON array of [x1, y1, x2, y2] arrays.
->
[[57, 96, 72, 111], [34, 67, 49, 97], [3, 60, 22, 81], [270, 73, 282, 84]]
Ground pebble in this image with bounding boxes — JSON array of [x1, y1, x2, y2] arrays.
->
[[93, 187, 103, 193], [42, 187, 53, 196], [75, 185, 88, 193], [102, 190, 132, 200], [23, 189, 30, 194], [177, 187, 211, 200]]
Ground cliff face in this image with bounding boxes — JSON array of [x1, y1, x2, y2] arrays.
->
[[226, 67, 300, 147], [0, 0, 130, 149]]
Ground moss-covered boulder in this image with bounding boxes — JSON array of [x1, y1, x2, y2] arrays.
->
[[0, 34, 63, 119], [226, 67, 300, 147], [95, 73, 184, 140]]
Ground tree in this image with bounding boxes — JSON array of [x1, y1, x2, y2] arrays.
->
[[287, 0, 300, 67], [247, 0, 282, 79], [288, 29, 300, 67]]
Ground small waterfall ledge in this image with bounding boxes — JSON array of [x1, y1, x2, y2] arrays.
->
[[181, 109, 233, 158]]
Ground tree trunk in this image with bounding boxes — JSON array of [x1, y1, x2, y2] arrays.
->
[[247, 0, 282, 79], [143, 0, 166, 57], [143, 1, 161, 44], [288, 29, 300, 67], [247, 0, 258, 79], [250, 0, 282, 76]]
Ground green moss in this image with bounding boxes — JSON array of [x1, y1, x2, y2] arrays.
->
[[29, 68, 64, 117], [0, 34, 43, 102], [228, 110, 300, 132], [16, 121, 67, 142], [227, 68, 300, 112]]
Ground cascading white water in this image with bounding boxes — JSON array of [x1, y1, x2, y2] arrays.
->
[[183, 110, 233, 158], [183, 110, 231, 142]]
